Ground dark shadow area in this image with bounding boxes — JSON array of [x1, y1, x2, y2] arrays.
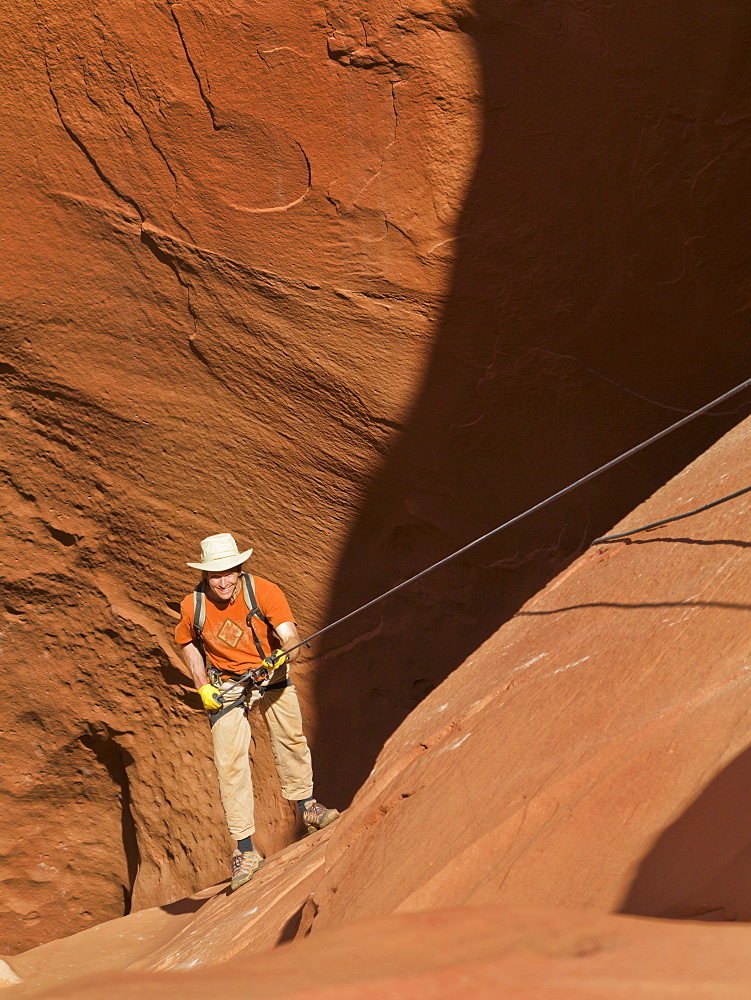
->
[[160, 896, 214, 916], [275, 897, 317, 944], [80, 727, 140, 913], [312, 1, 751, 809], [276, 904, 304, 944], [620, 744, 751, 921]]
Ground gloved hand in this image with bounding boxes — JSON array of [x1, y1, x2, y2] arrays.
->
[[261, 649, 289, 674], [198, 684, 223, 711], [248, 650, 289, 687]]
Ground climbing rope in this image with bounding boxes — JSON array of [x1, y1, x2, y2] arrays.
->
[[277, 374, 751, 657], [591, 483, 751, 544]]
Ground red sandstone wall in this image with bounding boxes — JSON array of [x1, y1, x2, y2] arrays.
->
[[1, 0, 750, 951], [7, 414, 751, 999]]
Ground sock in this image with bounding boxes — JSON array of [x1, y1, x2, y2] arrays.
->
[[237, 836, 254, 853], [297, 797, 315, 816]]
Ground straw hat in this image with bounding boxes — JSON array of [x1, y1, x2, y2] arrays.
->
[[186, 533, 253, 572]]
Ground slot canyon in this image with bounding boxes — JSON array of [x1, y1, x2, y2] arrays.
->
[[2, 0, 751, 996]]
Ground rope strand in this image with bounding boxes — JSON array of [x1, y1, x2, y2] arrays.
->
[[284, 375, 751, 656]]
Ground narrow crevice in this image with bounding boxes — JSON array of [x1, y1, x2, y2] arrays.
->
[[47, 84, 144, 221], [140, 226, 194, 284], [121, 92, 180, 193], [35, 3, 144, 222], [140, 228, 230, 387], [121, 88, 194, 240], [167, 2, 224, 131], [139, 226, 196, 331], [79, 726, 140, 913], [186, 334, 224, 386]]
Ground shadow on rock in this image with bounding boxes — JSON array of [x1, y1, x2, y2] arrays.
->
[[620, 744, 751, 922], [312, 0, 751, 808]]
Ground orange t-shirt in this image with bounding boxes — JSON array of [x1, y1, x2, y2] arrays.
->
[[174, 575, 294, 675]]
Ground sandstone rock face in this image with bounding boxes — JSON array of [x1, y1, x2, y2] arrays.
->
[[6, 413, 751, 997], [2, 0, 750, 952], [312, 416, 751, 928], [14, 905, 751, 1000]]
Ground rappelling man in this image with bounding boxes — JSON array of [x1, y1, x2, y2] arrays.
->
[[174, 532, 339, 891]]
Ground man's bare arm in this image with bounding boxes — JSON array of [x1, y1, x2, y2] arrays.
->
[[180, 641, 210, 689], [276, 621, 302, 663]]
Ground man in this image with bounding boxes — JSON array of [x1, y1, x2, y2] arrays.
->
[[175, 532, 339, 891]]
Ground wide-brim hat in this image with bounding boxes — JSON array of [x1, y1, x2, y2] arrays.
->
[[186, 533, 253, 572]]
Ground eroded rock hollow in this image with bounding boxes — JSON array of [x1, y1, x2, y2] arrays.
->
[[1, 0, 750, 952]]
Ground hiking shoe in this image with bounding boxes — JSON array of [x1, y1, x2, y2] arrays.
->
[[230, 848, 265, 891], [302, 800, 340, 834]]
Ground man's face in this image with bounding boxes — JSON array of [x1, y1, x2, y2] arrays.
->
[[205, 566, 241, 602]]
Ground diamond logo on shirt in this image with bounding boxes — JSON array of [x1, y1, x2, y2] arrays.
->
[[217, 618, 244, 648]]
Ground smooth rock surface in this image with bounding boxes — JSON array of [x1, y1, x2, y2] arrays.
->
[[0, 962, 21, 989], [312, 414, 751, 929], [12, 905, 751, 1000], [7, 830, 333, 996]]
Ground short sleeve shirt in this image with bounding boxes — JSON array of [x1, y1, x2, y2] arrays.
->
[[174, 575, 294, 674]]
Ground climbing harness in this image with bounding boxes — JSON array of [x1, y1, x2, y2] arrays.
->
[[206, 675, 291, 726], [193, 572, 291, 725]]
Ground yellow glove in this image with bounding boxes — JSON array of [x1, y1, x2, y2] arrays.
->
[[261, 649, 289, 673], [198, 684, 223, 711], [249, 650, 289, 687]]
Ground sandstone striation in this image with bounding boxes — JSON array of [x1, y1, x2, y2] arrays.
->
[[2, 0, 751, 952]]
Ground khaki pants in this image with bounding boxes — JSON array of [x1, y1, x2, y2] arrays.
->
[[210, 682, 313, 840]]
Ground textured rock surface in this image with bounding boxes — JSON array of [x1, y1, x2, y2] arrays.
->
[[6, 831, 333, 996], [2, 0, 751, 952]]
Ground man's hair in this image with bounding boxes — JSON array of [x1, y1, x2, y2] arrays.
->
[[202, 564, 244, 580]]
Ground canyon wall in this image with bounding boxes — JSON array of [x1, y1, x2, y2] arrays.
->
[[1, 0, 750, 950], [7, 412, 751, 999]]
